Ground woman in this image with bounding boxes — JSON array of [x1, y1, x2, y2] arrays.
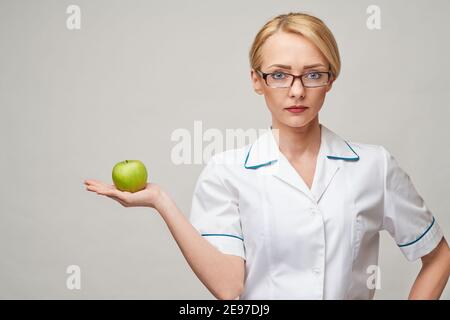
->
[[84, 12, 450, 299]]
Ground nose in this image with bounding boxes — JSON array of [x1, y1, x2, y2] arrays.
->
[[288, 77, 306, 99]]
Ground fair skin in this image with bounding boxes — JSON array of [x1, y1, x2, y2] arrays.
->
[[85, 30, 450, 299], [250, 31, 333, 189]]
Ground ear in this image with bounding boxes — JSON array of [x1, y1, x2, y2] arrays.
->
[[250, 69, 264, 95], [325, 77, 335, 93]]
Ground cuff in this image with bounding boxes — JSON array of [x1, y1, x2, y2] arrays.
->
[[398, 217, 444, 261], [201, 233, 246, 260]]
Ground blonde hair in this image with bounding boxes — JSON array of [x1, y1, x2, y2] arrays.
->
[[249, 12, 341, 80]]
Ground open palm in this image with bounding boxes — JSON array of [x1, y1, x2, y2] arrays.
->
[[84, 179, 161, 208]]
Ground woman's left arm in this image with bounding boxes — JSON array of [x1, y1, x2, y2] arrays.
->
[[408, 237, 450, 299]]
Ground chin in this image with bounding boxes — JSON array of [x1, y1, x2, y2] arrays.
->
[[271, 109, 316, 128], [283, 116, 311, 128]]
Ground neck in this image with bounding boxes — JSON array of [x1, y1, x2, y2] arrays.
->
[[271, 116, 322, 160]]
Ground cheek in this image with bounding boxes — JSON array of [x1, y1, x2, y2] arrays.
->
[[262, 90, 282, 110], [308, 88, 327, 106]]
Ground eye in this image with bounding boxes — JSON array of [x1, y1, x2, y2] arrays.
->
[[305, 72, 322, 80], [271, 72, 287, 80]]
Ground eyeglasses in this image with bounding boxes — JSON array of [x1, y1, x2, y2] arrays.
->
[[257, 70, 332, 88]]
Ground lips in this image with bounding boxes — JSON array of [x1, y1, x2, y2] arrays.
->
[[285, 105, 308, 110], [285, 106, 308, 113]]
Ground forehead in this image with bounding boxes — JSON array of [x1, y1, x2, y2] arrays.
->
[[260, 31, 327, 69]]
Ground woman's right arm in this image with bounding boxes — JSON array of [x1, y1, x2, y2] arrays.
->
[[155, 190, 245, 300], [84, 180, 245, 300]]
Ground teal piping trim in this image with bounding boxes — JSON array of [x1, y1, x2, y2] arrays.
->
[[398, 217, 435, 247], [326, 141, 360, 161], [201, 233, 244, 241], [244, 139, 360, 169], [244, 145, 278, 169]]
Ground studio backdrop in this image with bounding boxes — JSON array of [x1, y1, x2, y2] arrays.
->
[[0, 0, 449, 299]]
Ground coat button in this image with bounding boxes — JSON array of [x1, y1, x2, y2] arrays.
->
[[313, 267, 321, 274]]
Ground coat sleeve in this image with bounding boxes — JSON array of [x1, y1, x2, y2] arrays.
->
[[380, 146, 444, 261], [188, 156, 246, 260]]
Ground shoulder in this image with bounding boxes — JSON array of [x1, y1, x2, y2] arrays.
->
[[345, 138, 403, 182], [208, 146, 249, 166], [339, 138, 395, 182], [199, 146, 249, 180], [193, 147, 249, 197], [346, 139, 389, 164]]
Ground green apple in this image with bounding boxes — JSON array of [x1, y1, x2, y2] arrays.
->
[[112, 160, 148, 193]]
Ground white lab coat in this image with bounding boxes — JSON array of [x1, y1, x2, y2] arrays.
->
[[189, 123, 444, 299]]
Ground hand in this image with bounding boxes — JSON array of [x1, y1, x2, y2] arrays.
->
[[84, 179, 162, 209]]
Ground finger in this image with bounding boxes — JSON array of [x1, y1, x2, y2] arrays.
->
[[96, 187, 122, 198], [89, 186, 115, 198], [84, 180, 97, 186], [90, 183, 114, 192], [88, 186, 129, 207], [84, 179, 105, 187], [86, 183, 124, 200], [86, 187, 107, 197], [86, 185, 98, 193], [86, 185, 110, 195]]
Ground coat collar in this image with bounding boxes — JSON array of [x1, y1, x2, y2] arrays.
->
[[243, 123, 360, 203]]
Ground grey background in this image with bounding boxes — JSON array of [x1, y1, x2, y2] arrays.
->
[[0, 0, 449, 299]]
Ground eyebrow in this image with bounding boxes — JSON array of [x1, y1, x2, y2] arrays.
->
[[267, 63, 327, 70]]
